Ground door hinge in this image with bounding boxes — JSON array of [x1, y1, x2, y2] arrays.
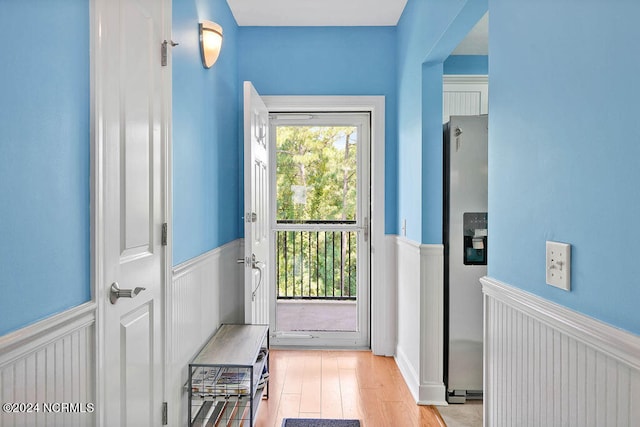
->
[[246, 212, 257, 223], [161, 40, 179, 67], [161, 222, 168, 246], [162, 402, 168, 425]]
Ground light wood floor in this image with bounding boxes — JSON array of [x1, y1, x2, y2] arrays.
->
[[255, 350, 445, 427]]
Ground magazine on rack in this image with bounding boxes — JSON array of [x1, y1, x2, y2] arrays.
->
[[192, 367, 251, 396]]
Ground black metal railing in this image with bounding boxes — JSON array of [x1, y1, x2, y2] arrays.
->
[[276, 221, 357, 300]]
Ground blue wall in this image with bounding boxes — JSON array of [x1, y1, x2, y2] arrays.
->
[[0, 1, 90, 335], [238, 26, 398, 234], [444, 55, 488, 74], [396, 0, 487, 242], [172, 0, 240, 265], [489, 0, 640, 334]]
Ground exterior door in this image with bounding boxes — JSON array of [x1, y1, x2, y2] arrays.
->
[[243, 82, 270, 325], [98, 0, 168, 424], [269, 113, 371, 348]]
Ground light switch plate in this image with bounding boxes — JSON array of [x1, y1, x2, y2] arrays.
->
[[546, 241, 571, 291]]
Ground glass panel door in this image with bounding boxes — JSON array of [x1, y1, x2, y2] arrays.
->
[[269, 113, 370, 348]]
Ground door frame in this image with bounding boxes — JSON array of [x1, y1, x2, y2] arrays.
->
[[261, 96, 392, 355], [91, 0, 173, 424]]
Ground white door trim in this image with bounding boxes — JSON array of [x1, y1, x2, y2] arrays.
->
[[262, 96, 391, 355], [91, 0, 106, 422]]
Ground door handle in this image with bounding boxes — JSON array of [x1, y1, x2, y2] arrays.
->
[[110, 282, 146, 304], [239, 255, 265, 301], [251, 259, 265, 302]]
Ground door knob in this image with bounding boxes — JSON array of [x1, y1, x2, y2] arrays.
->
[[110, 282, 146, 304]]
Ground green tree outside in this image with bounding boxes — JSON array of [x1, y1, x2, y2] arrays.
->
[[276, 126, 358, 298]]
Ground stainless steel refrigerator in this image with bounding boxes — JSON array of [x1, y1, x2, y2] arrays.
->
[[443, 115, 488, 403]]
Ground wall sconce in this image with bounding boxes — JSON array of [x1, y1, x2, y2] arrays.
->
[[199, 20, 223, 68]]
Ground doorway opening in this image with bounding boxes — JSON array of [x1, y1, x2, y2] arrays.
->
[[442, 11, 489, 404], [269, 112, 370, 348]]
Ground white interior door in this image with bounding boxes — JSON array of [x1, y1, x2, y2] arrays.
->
[[243, 82, 270, 325], [98, 0, 168, 424]]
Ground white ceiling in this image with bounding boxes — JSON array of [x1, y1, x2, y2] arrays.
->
[[226, 1, 487, 55], [227, 0, 408, 26], [452, 13, 488, 55]]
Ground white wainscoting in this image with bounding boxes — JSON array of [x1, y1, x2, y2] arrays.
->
[[374, 235, 398, 357], [394, 236, 447, 405], [0, 303, 96, 427], [442, 74, 489, 124], [395, 237, 422, 400], [482, 277, 640, 427], [166, 239, 243, 427]]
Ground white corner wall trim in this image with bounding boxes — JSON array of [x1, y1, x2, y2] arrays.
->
[[418, 243, 446, 406], [481, 277, 640, 370], [395, 236, 447, 405], [0, 302, 96, 366], [396, 235, 421, 253], [482, 276, 640, 426]]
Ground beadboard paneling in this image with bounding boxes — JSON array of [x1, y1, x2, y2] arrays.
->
[[170, 240, 243, 364], [482, 277, 640, 427], [395, 237, 422, 402], [0, 304, 95, 427], [167, 239, 243, 427], [395, 237, 447, 405], [442, 75, 488, 124]]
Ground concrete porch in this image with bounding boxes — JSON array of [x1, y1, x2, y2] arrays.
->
[[276, 299, 357, 332]]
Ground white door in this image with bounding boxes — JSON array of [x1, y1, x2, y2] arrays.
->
[[243, 82, 270, 325], [98, 0, 168, 425], [268, 113, 371, 348]]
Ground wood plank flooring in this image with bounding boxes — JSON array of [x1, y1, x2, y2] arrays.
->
[[255, 350, 445, 427]]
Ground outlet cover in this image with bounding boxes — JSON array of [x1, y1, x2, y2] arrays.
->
[[546, 241, 571, 291]]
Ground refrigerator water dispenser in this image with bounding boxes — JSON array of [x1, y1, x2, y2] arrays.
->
[[463, 212, 487, 265]]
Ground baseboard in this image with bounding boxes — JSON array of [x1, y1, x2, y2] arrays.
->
[[396, 345, 448, 406], [418, 383, 448, 406], [395, 346, 420, 402], [482, 277, 640, 426]]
